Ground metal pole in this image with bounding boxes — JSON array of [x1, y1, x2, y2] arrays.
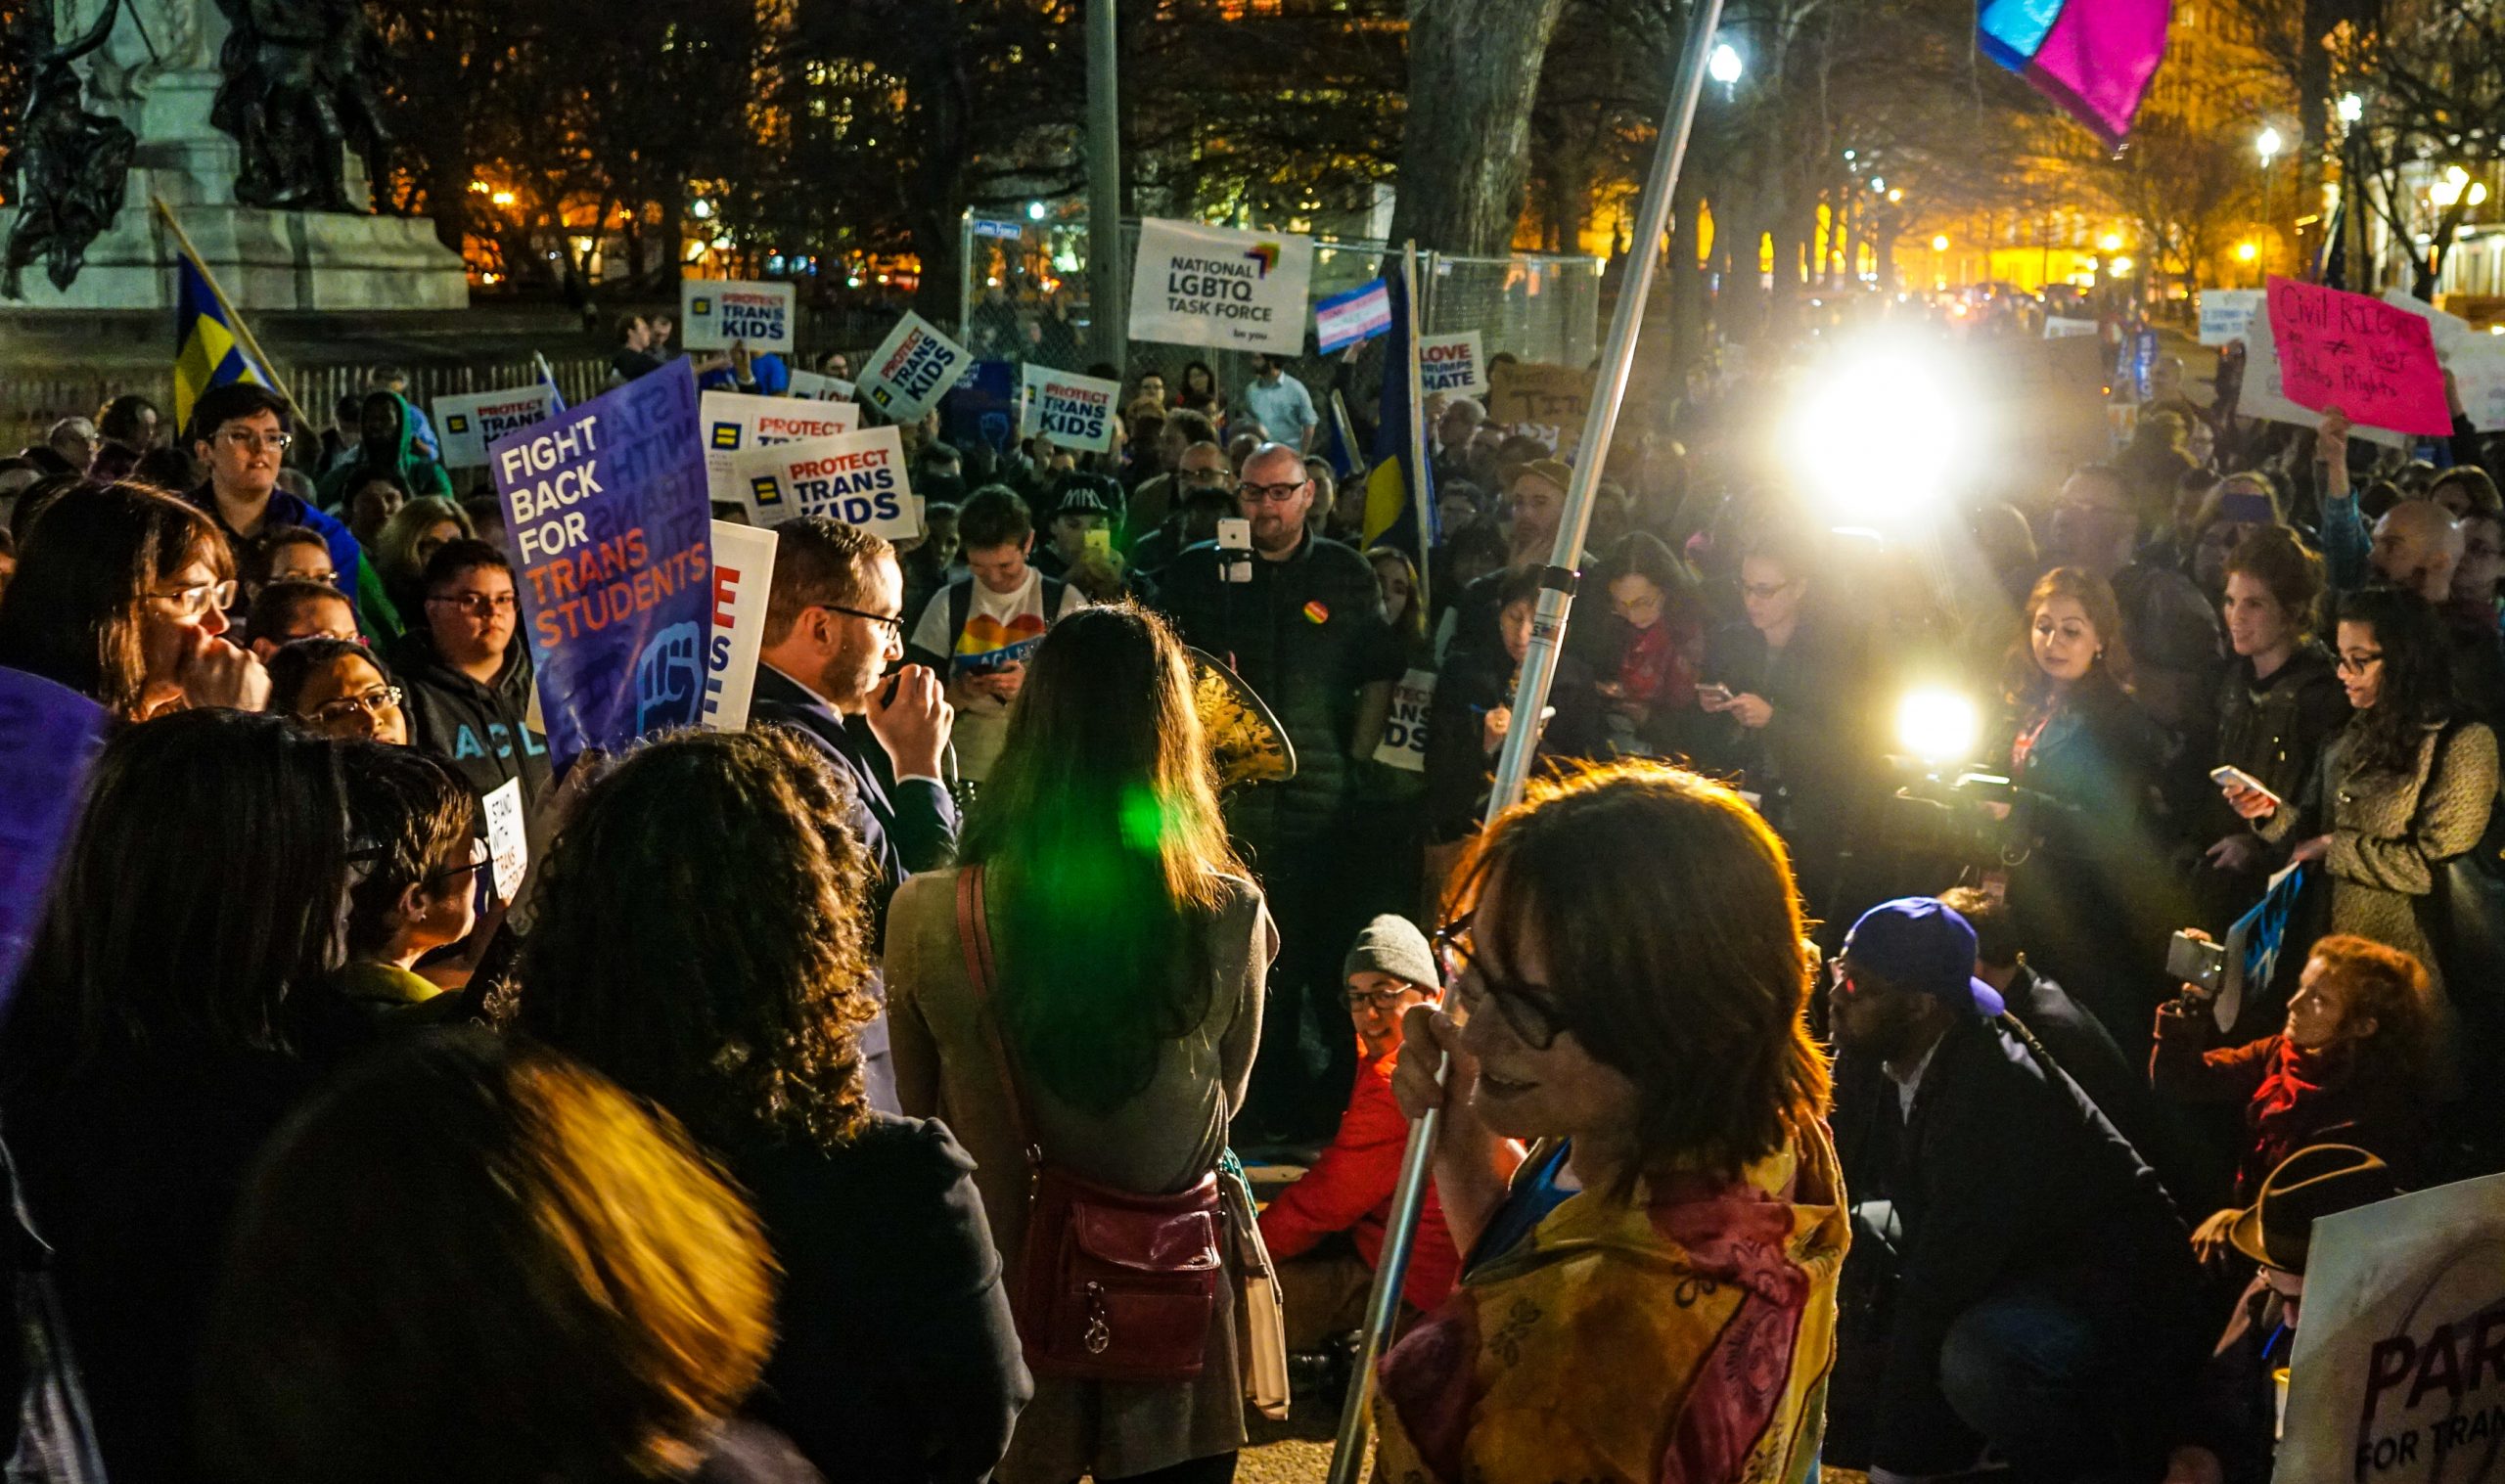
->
[[1322, 6, 1725, 1480], [1086, 0, 1126, 376], [1402, 242, 1435, 613]]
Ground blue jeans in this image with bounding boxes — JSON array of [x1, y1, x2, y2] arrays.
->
[[1937, 1281, 2159, 1481]]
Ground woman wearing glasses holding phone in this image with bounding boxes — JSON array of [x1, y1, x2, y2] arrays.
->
[[0, 478, 270, 719], [1383, 762, 1845, 1484]]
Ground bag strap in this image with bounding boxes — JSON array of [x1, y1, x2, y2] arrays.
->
[[955, 866, 1039, 1164]]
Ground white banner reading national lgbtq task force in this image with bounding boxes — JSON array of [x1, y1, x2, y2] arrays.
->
[[732, 426, 921, 540], [1417, 332, 1487, 396], [700, 391, 860, 508], [702, 520, 779, 734], [1127, 217, 1316, 355], [859, 311, 974, 423], [433, 385, 562, 470], [682, 279, 797, 352], [1019, 364, 1122, 454]]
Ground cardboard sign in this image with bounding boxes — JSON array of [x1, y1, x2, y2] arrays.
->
[[2265, 275, 2450, 437], [2239, 302, 2409, 449], [2041, 316, 2100, 339], [1488, 361, 1596, 452], [0, 666, 108, 1002], [433, 385, 562, 470], [2199, 289, 2264, 346], [491, 359, 714, 763], [1372, 667, 1435, 773], [786, 369, 857, 402], [681, 278, 797, 353], [701, 391, 859, 509], [703, 520, 778, 733], [1418, 332, 1487, 396], [1128, 217, 1317, 355], [2277, 1170, 2505, 1483], [479, 778, 527, 903], [859, 311, 974, 423], [1019, 364, 1121, 454], [733, 426, 919, 539]]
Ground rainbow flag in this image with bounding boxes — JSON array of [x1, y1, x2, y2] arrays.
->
[[171, 247, 274, 430], [1980, 0, 2172, 147]]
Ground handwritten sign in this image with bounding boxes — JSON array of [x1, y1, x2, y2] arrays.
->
[[682, 278, 797, 353], [2241, 301, 2408, 448], [859, 311, 974, 423], [1418, 332, 1487, 396], [703, 520, 778, 733], [701, 391, 859, 509], [1487, 361, 1596, 452], [0, 667, 108, 1002], [2198, 289, 2263, 347], [2265, 276, 2450, 437], [786, 369, 857, 403], [1371, 667, 1435, 773], [479, 778, 527, 903], [2381, 289, 2505, 432], [1019, 364, 1121, 454], [1127, 217, 1317, 355], [433, 385, 562, 470], [733, 426, 920, 540], [491, 359, 714, 763]]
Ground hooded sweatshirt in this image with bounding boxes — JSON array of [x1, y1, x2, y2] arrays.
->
[[389, 625, 553, 851], [317, 390, 456, 509]]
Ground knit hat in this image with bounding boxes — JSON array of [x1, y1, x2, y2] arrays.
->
[[1344, 915, 1439, 992]]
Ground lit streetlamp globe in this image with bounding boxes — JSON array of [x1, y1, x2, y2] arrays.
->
[[1708, 43, 1744, 85]]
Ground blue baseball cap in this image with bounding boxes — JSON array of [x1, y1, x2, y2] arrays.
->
[[1840, 897, 2006, 1017]]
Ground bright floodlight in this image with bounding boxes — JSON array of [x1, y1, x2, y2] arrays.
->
[[1708, 43, 1744, 84], [1782, 335, 1973, 525], [2339, 93, 2363, 124], [1897, 688, 1981, 767], [2257, 126, 2283, 163], [1930, 234, 1950, 252]]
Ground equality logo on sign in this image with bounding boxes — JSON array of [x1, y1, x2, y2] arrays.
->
[[700, 391, 860, 508], [710, 423, 745, 450], [750, 475, 786, 512], [1018, 363, 1121, 455], [730, 427, 920, 539], [434, 385, 561, 470], [1128, 217, 1317, 356], [680, 278, 797, 353], [859, 311, 974, 424]]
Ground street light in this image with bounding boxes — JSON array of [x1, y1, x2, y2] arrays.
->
[[1708, 42, 1744, 86], [2257, 126, 2283, 167], [2236, 241, 2258, 261], [1931, 234, 1950, 251], [2338, 93, 2363, 125], [1026, 201, 1048, 221]]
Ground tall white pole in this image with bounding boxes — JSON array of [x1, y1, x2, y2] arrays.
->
[[1086, 0, 1126, 375]]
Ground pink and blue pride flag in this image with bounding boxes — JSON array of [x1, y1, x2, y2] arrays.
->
[[1314, 279, 1393, 355], [1980, 0, 2172, 147]]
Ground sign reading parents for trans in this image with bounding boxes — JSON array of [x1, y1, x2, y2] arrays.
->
[[1417, 332, 1487, 396], [701, 391, 859, 508], [860, 311, 974, 423], [1128, 217, 1316, 355], [434, 385, 561, 470], [681, 278, 796, 353], [491, 359, 713, 764], [732, 426, 919, 540], [1019, 364, 1120, 454], [2264, 275, 2450, 437]]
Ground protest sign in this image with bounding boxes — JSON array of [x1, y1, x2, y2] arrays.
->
[[1418, 332, 1487, 396], [1372, 668, 1435, 773], [433, 384, 561, 470], [2041, 316, 2099, 339], [943, 359, 1023, 455], [1314, 279, 1392, 355], [1127, 217, 1317, 355], [2199, 289, 2264, 346], [701, 391, 859, 509], [491, 359, 714, 764], [703, 520, 778, 733], [0, 666, 108, 1000], [859, 311, 974, 423], [1019, 363, 1121, 454], [2240, 301, 2408, 448], [2277, 1170, 2505, 1483], [2265, 275, 2450, 437], [786, 369, 857, 403], [732, 426, 919, 540], [681, 278, 797, 353], [1488, 361, 1596, 452], [479, 778, 527, 903], [2379, 289, 2505, 431]]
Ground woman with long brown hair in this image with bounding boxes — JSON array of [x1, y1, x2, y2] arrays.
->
[[888, 603, 1272, 1484]]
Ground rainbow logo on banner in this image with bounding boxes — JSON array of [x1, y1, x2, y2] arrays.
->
[[1243, 243, 1280, 278], [1979, 0, 2172, 147]]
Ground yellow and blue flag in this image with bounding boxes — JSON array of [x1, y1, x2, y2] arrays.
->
[[172, 248, 273, 431], [1361, 267, 1435, 602]]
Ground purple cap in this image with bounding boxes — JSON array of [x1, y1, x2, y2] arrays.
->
[[1841, 897, 2007, 1017]]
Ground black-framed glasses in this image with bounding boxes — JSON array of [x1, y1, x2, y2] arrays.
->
[[2335, 650, 2386, 675], [308, 685, 404, 727], [1344, 985, 1424, 1012], [822, 602, 905, 636], [1239, 480, 1307, 505], [1431, 911, 1571, 1050]]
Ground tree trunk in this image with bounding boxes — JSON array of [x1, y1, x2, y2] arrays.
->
[[1388, 0, 1568, 254]]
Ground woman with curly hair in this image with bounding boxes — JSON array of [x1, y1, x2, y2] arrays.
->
[[510, 727, 1029, 1483]]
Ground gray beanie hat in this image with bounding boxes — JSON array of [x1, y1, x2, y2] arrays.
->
[[1344, 915, 1439, 992]]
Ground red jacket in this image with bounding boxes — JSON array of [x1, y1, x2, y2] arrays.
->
[[1258, 1043, 1461, 1312], [2150, 1017, 2430, 1200]]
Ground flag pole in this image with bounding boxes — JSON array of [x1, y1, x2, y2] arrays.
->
[[1400, 241, 1434, 613], [153, 196, 309, 426], [1322, 4, 1725, 1478]]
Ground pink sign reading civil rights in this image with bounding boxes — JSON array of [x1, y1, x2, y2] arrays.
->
[[2265, 276, 2451, 437]]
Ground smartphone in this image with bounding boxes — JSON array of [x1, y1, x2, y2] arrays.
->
[[1083, 527, 1114, 558], [2165, 930, 2229, 997], [1216, 517, 1252, 552], [2208, 765, 2283, 809], [1696, 683, 1734, 704]]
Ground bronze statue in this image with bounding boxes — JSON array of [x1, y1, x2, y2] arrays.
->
[[209, 0, 389, 211], [3, 0, 139, 299]]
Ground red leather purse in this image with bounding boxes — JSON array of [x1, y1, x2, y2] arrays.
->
[[956, 868, 1223, 1381]]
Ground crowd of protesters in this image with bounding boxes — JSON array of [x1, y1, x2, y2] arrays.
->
[[0, 306, 2498, 1484]]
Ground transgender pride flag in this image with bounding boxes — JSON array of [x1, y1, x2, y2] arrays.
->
[[1314, 279, 1393, 355], [1981, 0, 2172, 147]]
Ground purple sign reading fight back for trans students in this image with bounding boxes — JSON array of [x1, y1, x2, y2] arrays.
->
[[0, 666, 109, 1005], [490, 357, 714, 764]]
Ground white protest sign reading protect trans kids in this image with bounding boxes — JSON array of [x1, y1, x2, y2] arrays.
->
[[681, 279, 797, 353], [1417, 332, 1487, 396], [2199, 289, 2264, 347], [732, 426, 919, 540], [434, 385, 562, 470], [703, 520, 778, 734], [701, 391, 859, 508], [1127, 217, 1316, 355], [1371, 668, 1435, 773], [859, 311, 974, 423], [786, 369, 858, 403], [1019, 364, 1121, 455]]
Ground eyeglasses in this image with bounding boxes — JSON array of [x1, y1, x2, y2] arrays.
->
[[2335, 650, 2386, 674], [214, 429, 292, 453], [429, 592, 518, 615], [1740, 579, 1799, 602], [1345, 986, 1424, 1012], [278, 567, 339, 585], [1239, 481, 1308, 505], [1432, 912, 1571, 1051], [308, 685, 403, 726], [821, 602, 905, 636], [154, 577, 238, 617]]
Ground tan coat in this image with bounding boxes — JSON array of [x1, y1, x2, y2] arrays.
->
[[887, 868, 1274, 1484]]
